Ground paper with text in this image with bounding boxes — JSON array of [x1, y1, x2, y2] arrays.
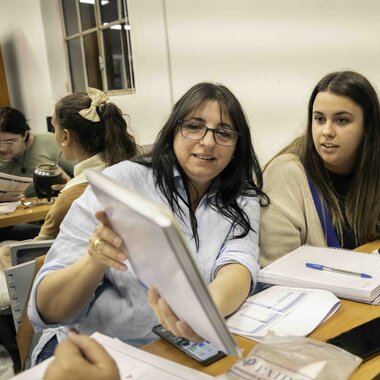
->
[[227, 286, 340, 341], [0, 172, 32, 202]]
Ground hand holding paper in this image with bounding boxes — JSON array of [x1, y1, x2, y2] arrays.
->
[[148, 286, 203, 342], [44, 332, 120, 380], [88, 210, 127, 272]]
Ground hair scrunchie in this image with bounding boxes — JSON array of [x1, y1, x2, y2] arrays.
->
[[79, 87, 109, 122]]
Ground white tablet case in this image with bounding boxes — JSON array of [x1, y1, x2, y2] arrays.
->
[[86, 169, 240, 357]]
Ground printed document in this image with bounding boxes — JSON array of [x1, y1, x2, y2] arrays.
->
[[227, 286, 340, 341], [0, 172, 32, 202]]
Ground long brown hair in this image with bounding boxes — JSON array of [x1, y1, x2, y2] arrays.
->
[[55, 92, 138, 166], [135, 82, 268, 249], [268, 71, 380, 245]]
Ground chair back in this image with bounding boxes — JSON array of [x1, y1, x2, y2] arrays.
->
[[9, 240, 54, 266], [5, 255, 46, 369]]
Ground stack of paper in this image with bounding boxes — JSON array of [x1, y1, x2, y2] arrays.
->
[[258, 245, 380, 304], [227, 286, 340, 341], [12, 333, 213, 380]]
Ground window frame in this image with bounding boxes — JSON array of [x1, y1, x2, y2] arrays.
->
[[59, 0, 135, 94]]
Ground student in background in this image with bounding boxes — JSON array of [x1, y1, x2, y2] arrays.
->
[[0, 88, 138, 272], [0, 107, 72, 197], [38, 88, 138, 240], [29, 82, 268, 363], [260, 71, 380, 267]]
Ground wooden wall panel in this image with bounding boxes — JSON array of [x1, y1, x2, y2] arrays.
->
[[0, 45, 10, 107]]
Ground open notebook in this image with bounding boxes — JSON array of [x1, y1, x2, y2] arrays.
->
[[258, 245, 380, 304], [86, 170, 240, 357]]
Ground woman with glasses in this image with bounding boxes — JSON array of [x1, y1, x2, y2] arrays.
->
[[0, 107, 73, 197], [28, 82, 268, 363]]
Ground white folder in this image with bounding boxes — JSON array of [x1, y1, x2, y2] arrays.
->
[[86, 169, 241, 357]]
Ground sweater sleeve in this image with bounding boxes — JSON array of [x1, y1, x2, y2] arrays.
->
[[259, 154, 318, 267], [36, 183, 88, 240]]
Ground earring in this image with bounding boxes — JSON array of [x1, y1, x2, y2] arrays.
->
[[61, 143, 65, 147]]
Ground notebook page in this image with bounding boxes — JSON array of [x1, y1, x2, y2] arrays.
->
[[258, 246, 380, 301]]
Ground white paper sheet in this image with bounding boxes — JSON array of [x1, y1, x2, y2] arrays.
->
[[227, 286, 340, 341], [10, 333, 212, 380]]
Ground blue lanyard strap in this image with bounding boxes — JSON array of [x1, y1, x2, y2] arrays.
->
[[307, 176, 340, 247]]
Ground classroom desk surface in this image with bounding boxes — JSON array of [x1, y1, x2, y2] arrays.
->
[[0, 199, 53, 228], [142, 240, 380, 379]]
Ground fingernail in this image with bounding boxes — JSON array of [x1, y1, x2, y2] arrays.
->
[[117, 253, 127, 260], [118, 263, 127, 272], [61, 326, 79, 340], [114, 237, 122, 247]]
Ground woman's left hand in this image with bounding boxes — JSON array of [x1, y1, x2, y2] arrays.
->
[[148, 286, 203, 342]]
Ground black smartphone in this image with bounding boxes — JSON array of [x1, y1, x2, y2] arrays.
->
[[326, 317, 380, 362], [152, 324, 226, 366]]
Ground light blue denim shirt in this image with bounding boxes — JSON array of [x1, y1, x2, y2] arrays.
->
[[28, 160, 260, 365]]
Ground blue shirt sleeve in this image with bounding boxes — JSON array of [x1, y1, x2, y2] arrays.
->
[[211, 194, 261, 295]]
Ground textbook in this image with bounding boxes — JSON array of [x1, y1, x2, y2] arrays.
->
[[258, 246, 380, 304], [86, 170, 241, 357], [0, 172, 32, 202]]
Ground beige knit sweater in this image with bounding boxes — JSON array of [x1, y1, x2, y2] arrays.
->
[[259, 153, 326, 267]]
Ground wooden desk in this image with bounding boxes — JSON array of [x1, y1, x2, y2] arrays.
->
[[143, 241, 380, 379], [0, 200, 53, 228]]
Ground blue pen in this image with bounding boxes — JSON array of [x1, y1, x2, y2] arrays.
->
[[305, 263, 372, 279]]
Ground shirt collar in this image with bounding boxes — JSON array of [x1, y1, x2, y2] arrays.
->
[[173, 166, 218, 203]]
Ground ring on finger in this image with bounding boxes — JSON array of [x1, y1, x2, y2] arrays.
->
[[93, 238, 102, 253]]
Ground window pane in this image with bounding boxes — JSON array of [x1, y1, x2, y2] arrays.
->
[[61, 0, 79, 36], [120, 24, 135, 89], [62, 1, 135, 92], [79, 1, 96, 30], [121, 0, 127, 18], [83, 32, 103, 90], [103, 24, 134, 90], [67, 38, 86, 91], [100, 0, 119, 25]]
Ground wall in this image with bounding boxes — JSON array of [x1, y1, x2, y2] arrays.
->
[[0, 0, 54, 131], [1, 0, 380, 164], [163, 0, 380, 163]]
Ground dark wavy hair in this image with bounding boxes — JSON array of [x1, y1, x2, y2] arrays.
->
[[54, 92, 138, 166], [0, 107, 31, 142], [134, 82, 268, 248], [275, 71, 380, 245]]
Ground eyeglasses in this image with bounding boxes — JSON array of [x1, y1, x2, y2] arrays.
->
[[178, 120, 238, 147], [0, 140, 18, 147]]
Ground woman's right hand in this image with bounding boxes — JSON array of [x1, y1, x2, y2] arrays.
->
[[44, 332, 120, 380], [88, 211, 128, 271]]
